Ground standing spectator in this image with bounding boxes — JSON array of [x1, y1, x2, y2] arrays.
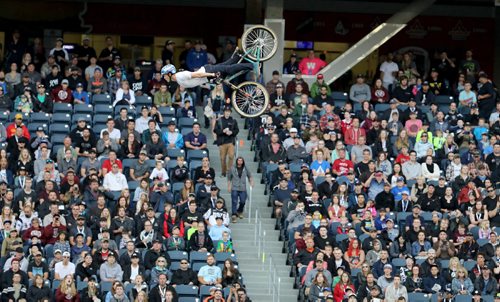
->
[[299, 51, 326, 75], [49, 38, 69, 69], [98, 36, 121, 74], [214, 107, 239, 177], [379, 53, 399, 89], [283, 53, 299, 75], [227, 157, 254, 223]]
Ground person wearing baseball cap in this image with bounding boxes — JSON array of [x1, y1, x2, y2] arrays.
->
[[265, 70, 284, 95], [310, 73, 330, 98], [51, 78, 73, 103]]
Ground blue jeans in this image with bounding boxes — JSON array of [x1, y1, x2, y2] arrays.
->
[[231, 190, 247, 215]]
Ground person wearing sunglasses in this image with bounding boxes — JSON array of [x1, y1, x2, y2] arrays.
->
[[171, 258, 198, 286]]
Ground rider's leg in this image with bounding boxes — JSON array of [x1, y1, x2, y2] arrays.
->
[[205, 62, 253, 76]]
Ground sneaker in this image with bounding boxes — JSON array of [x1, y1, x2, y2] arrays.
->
[[221, 173, 226, 178], [238, 213, 244, 219], [232, 215, 238, 223], [230, 46, 240, 58]]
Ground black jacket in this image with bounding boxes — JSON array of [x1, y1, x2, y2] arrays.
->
[[27, 285, 52, 302], [171, 268, 198, 285], [149, 285, 178, 302], [214, 116, 239, 146], [123, 264, 146, 283], [188, 230, 214, 252]]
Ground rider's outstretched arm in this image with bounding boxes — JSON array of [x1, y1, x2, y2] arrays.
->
[[191, 71, 216, 79]]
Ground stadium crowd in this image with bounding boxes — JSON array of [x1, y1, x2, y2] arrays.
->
[[0, 32, 253, 302], [260, 49, 500, 301]]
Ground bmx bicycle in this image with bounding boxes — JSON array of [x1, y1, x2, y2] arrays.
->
[[219, 25, 278, 118]]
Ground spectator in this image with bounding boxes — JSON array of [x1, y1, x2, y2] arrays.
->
[[298, 51, 326, 76]]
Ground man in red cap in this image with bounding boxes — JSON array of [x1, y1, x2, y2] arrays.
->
[[310, 73, 331, 98]]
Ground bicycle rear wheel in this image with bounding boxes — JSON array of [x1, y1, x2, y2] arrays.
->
[[231, 81, 269, 118], [241, 25, 278, 62]]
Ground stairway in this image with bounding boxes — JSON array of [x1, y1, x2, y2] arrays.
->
[[204, 114, 298, 301]]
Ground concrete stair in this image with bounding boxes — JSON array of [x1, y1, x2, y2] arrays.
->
[[203, 112, 298, 302]]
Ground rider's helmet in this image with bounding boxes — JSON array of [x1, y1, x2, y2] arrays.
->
[[161, 64, 176, 76]]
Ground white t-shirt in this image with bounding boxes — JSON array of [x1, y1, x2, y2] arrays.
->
[[55, 261, 76, 279], [379, 61, 399, 83], [175, 67, 209, 88]]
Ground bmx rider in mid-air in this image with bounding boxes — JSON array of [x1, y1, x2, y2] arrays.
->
[[161, 49, 255, 88]]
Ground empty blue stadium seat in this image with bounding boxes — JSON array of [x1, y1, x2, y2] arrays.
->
[[92, 94, 111, 105], [53, 103, 72, 114], [74, 104, 94, 114], [94, 104, 113, 114], [52, 113, 71, 123]]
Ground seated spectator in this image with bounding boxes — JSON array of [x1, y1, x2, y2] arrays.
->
[[198, 254, 222, 286], [54, 251, 75, 280], [171, 258, 198, 286], [113, 80, 135, 106]]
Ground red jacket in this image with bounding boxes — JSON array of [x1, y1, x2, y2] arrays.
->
[[333, 283, 355, 302], [6, 123, 30, 139], [162, 213, 185, 238], [55, 288, 80, 302], [42, 224, 67, 244]]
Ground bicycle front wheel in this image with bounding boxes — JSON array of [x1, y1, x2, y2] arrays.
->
[[231, 81, 269, 118], [241, 25, 278, 62]]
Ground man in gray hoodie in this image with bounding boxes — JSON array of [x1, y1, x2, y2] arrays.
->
[[99, 252, 123, 282], [349, 74, 371, 103]]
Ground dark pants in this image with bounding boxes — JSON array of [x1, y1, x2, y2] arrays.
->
[[204, 56, 253, 76], [231, 190, 247, 215]]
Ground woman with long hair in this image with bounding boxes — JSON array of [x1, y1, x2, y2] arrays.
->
[[335, 184, 349, 208], [101, 208, 112, 229], [134, 290, 148, 302], [411, 231, 431, 258], [193, 157, 216, 183], [333, 272, 355, 302], [173, 85, 193, 107], [16, 148, 34, 177], [0, 206, 16, 230], [328, 195, 347, 223], [20, 52, 32, 73], [6, 62, 21, 86], [80, 277, 101, 302], [356, 101, 372, 122], [180, 179, 195, 203], [371, 78, 389, 105], [133, 179, 150, 204], [55, 274, 80, 302], [121, 132, 142, 159], [376, 152, 392, 177], [451, 267, 474, 295], [344, 239, 365, 269], [442, 256, 463, 283], [27, 274, 52, 301], [389, 235, 411, 259], [468, 200, 489, 230], [387, 163, 405, 188], [227, 156, 254, 223], [222, 258, 241, 287], [405, 265, 424, 292], [357, 262, 373, 286], [410, 176, 427, 203], [373, 129, 392, 158], [393, 129, 413, 156], [135, 193, 150, 216], [308, 271, 333, 302], [114, 196, 131, 218], [161, 207, 184, 238], [207, 82, 227, 131]]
